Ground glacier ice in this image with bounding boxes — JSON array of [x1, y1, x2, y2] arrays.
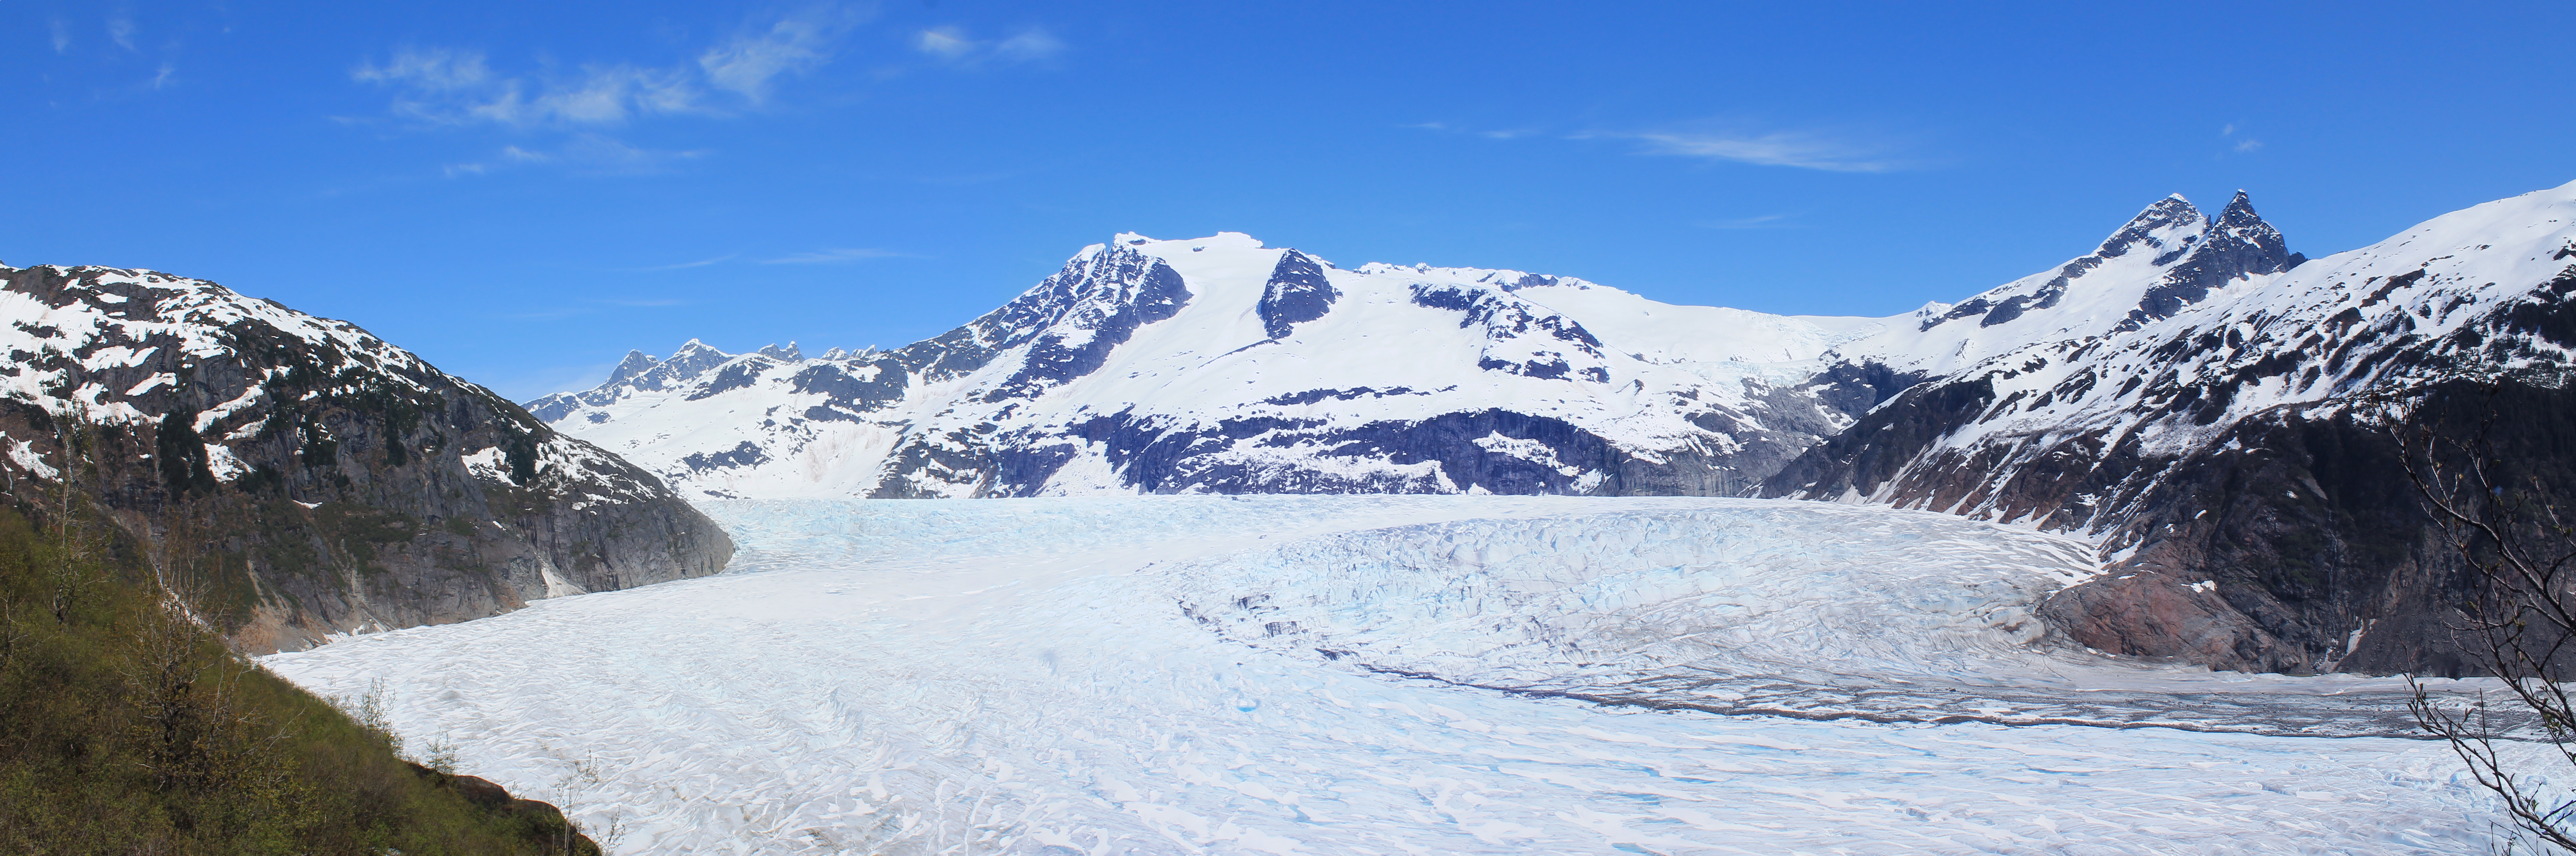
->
[[265, 496, 2521, 854]]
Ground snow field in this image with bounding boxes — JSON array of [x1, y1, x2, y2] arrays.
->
[[265, 496, 2515, 854]]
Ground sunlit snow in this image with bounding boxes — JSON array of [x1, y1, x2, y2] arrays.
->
[[266, 497, 2517, 854]]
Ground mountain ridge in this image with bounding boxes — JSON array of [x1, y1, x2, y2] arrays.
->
[[527, 180, 2576, 674]]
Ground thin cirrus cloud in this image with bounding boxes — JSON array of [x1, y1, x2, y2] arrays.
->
[[440, 134, 708, 178], [759, 248, 920, 265], [2221, 124, 2262, 154], [620, 254, 739, 272], [1695, 212, 1799, 230], [701, 15, 847, 102], [1606, 130, 1905, 173], [913, 26, 1065, 65], [1411, 121, 1907, 173], [354, 49, 709, 127]]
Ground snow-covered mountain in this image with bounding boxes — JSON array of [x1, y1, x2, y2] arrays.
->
[[531, 232, 1918, 499], [1771, 180, 2576, 673], [531, 180, 2576, 676], [531, 190, 2326, 504], [1776, 185, 2570, 521], [0, 262, 733, 651]]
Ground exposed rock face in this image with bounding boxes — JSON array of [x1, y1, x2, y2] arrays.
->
[[1256, 251, 1339, 339], [0, 263, 732, 652], [1767, 182, 2576, 675], [2043, 382, 2576, 676]]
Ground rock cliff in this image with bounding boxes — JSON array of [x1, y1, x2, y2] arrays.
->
[[0, 262, 733, 652]]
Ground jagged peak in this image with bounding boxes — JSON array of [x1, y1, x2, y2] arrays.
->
[[2214, 189, 2269, 229], [605, 350, 660, 386], [2096, 194, 2208, 258], [758, 341, 803, 361], [671, 338, 725, 355]]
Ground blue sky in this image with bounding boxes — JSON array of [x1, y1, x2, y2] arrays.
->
[[8, 2, 2572, 400]]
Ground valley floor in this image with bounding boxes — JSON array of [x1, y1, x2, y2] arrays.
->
[[265, 496, 2527, 854]]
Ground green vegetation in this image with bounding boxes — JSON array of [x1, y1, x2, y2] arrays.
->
[[505, 436, 539, 486], [152, 412, 218, 496], [0, 478, 597, 853]]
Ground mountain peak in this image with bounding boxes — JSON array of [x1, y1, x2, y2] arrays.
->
[[2098, 195, 2207, 257], [758, 341, 803, 361], [2215, 189, 2265, 229], [606, 349, 660, 385]]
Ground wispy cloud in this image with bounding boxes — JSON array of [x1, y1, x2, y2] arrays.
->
[[1410, 120, 1898, 172], [619, 254, 738, 272], [1401, 121, 1533, 139], [149, 63, 175, 90], [916, 27, 974, 60], [2220, 123, 2262, 154], [49, 18, 71, 53], [356, 49, 705, 127], [912, 26, 1065, 65], [701, 11, 854, 103], [357, 48, 494, 92], [354, 7, 860, 128], [1603, 130, 1903, 173], [994, 31, 1066, 63], [760, 247, 919, 264], [108, 15, 137, 52], [560, 135, 709, 174], [442, 135, 708, 177], [354, 5, 1063, 180], [1695, 213, 1799, 230]]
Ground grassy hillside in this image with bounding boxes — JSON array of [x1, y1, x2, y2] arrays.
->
[[0, 454, 601, 854]]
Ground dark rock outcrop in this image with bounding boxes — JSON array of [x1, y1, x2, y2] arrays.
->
[[1768, 309, 2576, 675], [2044, 382, 2576, 676], [0, 263, 733, 652], [1257, 251, 1339, 339]]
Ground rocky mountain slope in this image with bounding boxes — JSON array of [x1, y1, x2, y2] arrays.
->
[[1766, 180, 2576, 674], [0, 263, 733, 652]]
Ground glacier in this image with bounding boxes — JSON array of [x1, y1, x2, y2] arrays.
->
[[264, 496, 2528, 854]]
